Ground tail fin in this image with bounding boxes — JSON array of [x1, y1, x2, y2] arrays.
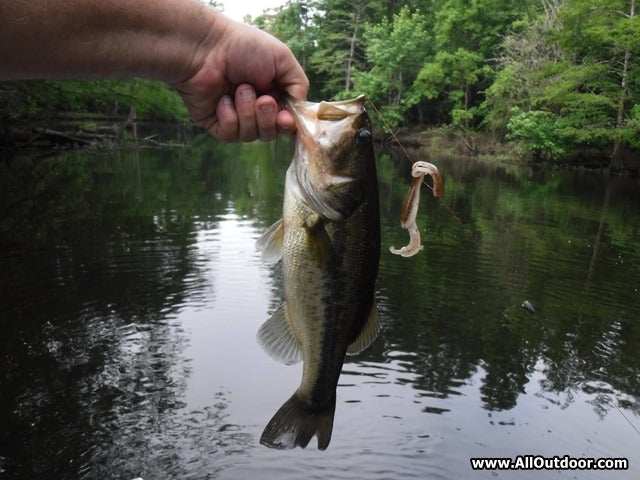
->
[[260, 392, 336, 450]]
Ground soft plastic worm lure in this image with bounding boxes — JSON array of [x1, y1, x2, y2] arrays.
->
[[389, 161, 444, 257]]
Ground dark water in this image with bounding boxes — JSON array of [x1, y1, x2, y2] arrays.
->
[[1, 137, 639, 479]]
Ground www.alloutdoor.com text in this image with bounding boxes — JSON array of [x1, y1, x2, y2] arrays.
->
[[470, 455, 628, 471]]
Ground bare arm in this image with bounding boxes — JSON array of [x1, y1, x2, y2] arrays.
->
[[0, 0, 309, 141]]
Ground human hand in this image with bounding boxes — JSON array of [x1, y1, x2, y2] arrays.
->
[[174, 13, 309, 142]]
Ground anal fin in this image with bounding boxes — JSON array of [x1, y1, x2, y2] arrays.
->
[[347, 304, 381, 355]]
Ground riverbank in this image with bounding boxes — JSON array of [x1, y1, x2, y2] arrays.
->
[[0, 117, 192, 156], [392, 127, 640, 175], [3, 118, 640, 175]]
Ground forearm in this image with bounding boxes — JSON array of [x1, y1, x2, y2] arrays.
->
[[1, 0, 309, 142], [0, 0, 226, 83]]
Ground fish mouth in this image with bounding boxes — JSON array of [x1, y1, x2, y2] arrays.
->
[[285, 95, 367, 151], [285, 95, 370, 220]]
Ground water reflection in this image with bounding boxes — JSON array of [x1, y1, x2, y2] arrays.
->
[[1, 139, 639, 479], [377, 151, 640, 417], [0, 147, 259, 478]]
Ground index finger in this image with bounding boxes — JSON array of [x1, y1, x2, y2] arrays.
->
[[275, 53, 309, 101]]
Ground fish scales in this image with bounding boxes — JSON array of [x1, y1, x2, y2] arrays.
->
[[256, 95, 381, 450]]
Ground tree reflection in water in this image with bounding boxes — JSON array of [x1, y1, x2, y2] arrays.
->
[[0, 147, 255, 479], [1, 141, 639, 478]]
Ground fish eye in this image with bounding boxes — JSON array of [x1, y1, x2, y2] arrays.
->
[[357, 128, 371, 142]]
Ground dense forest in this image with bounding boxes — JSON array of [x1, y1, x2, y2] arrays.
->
[[252, 0, 639, 165], [1, 0, 638, 166]]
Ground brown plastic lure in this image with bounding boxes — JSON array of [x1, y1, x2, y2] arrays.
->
[[389, 161, 444, 257]]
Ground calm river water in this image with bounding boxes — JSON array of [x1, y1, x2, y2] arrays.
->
[[1, 136, 639, 479]]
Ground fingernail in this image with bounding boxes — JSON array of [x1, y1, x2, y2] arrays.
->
[[238, 87, 255, 101], [221, 95, 233, 106], [259, 104, 275, 114]]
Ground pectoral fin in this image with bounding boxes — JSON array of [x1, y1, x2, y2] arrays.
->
[[347, 304, 381, 355], [256, 219, 284, 263], [306, 219, 333, 268], [256, 304, 303, 365]]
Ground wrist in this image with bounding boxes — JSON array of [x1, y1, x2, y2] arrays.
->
[[169, 5, 231, 85]]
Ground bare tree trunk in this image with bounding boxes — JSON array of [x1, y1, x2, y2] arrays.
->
[[344, 22, 358, 92], [611, 0, 635, 163], [344, 13, 360, 93]]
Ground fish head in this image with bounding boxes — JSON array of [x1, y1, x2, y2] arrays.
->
[[286, 95, 375, 220]]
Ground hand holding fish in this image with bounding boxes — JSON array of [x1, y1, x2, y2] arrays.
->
[[390, 161, 444, 257], [0, 0, 309, 143], [173, 14, 309, 142]]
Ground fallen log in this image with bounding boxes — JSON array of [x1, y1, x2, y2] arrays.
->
[[32, 127, 110, 144], [30, 128, 184, 148]]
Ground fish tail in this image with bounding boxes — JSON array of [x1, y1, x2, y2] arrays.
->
[[260, 392, 336, 450]]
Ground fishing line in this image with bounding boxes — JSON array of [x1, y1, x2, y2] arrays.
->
[[367, 98, 640, 432], [613, 401, 640, 439], [366, 97, 466, 231], [366, 97, 534, 310]]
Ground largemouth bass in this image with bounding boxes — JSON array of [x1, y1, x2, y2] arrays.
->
[[256, 95, 381, 450]]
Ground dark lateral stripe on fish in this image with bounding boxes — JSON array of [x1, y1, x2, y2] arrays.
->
[[257, 95, 380, 450]]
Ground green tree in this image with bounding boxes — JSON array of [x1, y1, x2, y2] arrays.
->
[[354, 7, 432, 127], [0, 79, 187, 123], [309, 0, 386, 98], [556, 0, 639, 157], [506, 107, 568, 159], [484, 0, 566, 134], [488, 0, 639, 159], [414, 48, 491, 132], [411, 0, 537, 134], [252, 0, 317, 71]]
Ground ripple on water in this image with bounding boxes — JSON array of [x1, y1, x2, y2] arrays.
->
[[77, 392, 254, 480]]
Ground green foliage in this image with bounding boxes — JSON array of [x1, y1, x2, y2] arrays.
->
[[0, 78, 188, 123], [124, 79, 189, 121], [413, 48, 493, 129], [308, 1, 386, 98], [506, 108, 569, 159], [486, 0, 640, 158], [353, 6, 432, 128], [252, 1, 317, 70], [3, 0, 639, 162], [484, 66, 524, 133], [623, 104, 640, 148]]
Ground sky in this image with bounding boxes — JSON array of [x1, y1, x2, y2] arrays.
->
[[219, 0, 288, 22]]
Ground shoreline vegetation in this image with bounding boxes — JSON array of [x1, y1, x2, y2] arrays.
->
[[2, 0, 639, 173], [2, 111, 639, 175], [1, 116, 190, 152]]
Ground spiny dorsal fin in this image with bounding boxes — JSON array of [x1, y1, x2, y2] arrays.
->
[[256, 304, 303, 365], [347, 304, 381, 355], [256, 218, 284, 263]]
